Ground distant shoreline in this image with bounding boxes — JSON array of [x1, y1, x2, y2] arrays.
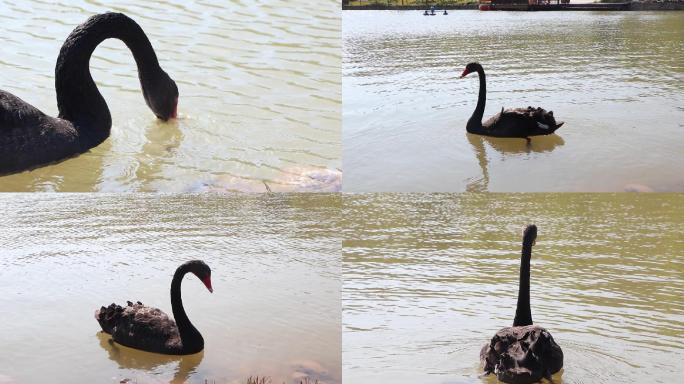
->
[[342, 4, 478, 10], [342, 2, 684, 11], [631, 1, 684, 9]]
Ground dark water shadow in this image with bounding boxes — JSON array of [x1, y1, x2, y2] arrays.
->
[[0, 116, 181, 192], [96, 331, 203, 384], [0, 137, 112, 192], [465, 133, 565, 192], [477, 369, 564, 384]]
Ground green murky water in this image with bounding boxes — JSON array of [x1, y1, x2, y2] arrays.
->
[[343, 193, 684, 383], [0, 0, 340, 192], [343, 11, 684, 192], [0, 194, 341, 384]]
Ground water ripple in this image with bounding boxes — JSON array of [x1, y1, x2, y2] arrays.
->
[[0, 193, 341, 383], [0, 0, 341, 192], [342, 193, 684, 384]]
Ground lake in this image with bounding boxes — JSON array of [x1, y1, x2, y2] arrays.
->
[[343, 193, 684, 383], [0, 194, 341, 384], [343, 10, 684, 192], [0, 0, 340, 192]]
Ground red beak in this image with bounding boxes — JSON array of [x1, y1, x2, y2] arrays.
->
[[202, 276, 213, 293], [459, 68, 471, 79]]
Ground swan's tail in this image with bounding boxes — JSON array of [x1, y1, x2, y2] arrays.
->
[[95, 303, 125, 334], [541, 118, 564, 134]]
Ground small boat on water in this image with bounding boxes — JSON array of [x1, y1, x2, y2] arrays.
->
[[423, 5, 440, 15]]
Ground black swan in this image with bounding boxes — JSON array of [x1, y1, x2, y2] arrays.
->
[[460, 63, 563, 141], [0, 12, 178, 176], [95, 260, 212, 355], [480, 225, 563, 384]]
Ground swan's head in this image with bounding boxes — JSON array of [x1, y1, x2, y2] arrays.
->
[[460, 62, 481, 78], [522, 224, 537, 247], [185, 260, 213, 293], [142, 69, 179, 121]]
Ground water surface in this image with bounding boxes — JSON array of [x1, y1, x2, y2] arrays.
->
[[0, 0, 340, 192], [343, 11, 684, 191], [343, 193, 684, 383], [0, 194, 341, 384]]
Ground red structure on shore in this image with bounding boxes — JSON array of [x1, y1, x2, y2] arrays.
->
[[479, 0, 629, 11]]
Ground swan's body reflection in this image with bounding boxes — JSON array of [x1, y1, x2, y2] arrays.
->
[[466, 133, 565, 192], [0, 116, 182, 192], [1, 138, 111, 192], [96, 332, 203, 384], [70, 117, 182, 191]]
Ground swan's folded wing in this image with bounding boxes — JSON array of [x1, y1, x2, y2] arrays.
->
[[1, 90, 82, 174], [505, 106, 559, 127], [112, 303, 181, 349], [502, 107, 536, 120], [487, 107, 560, 131], [482, 107, 531, 129], [0, 91, 47, 130]]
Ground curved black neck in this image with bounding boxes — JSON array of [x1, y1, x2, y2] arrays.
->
[[55, 13, 161, 147], [513, 241, 533, 326], [466, 65, 486, 134], [170, 265, 204, 353]]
